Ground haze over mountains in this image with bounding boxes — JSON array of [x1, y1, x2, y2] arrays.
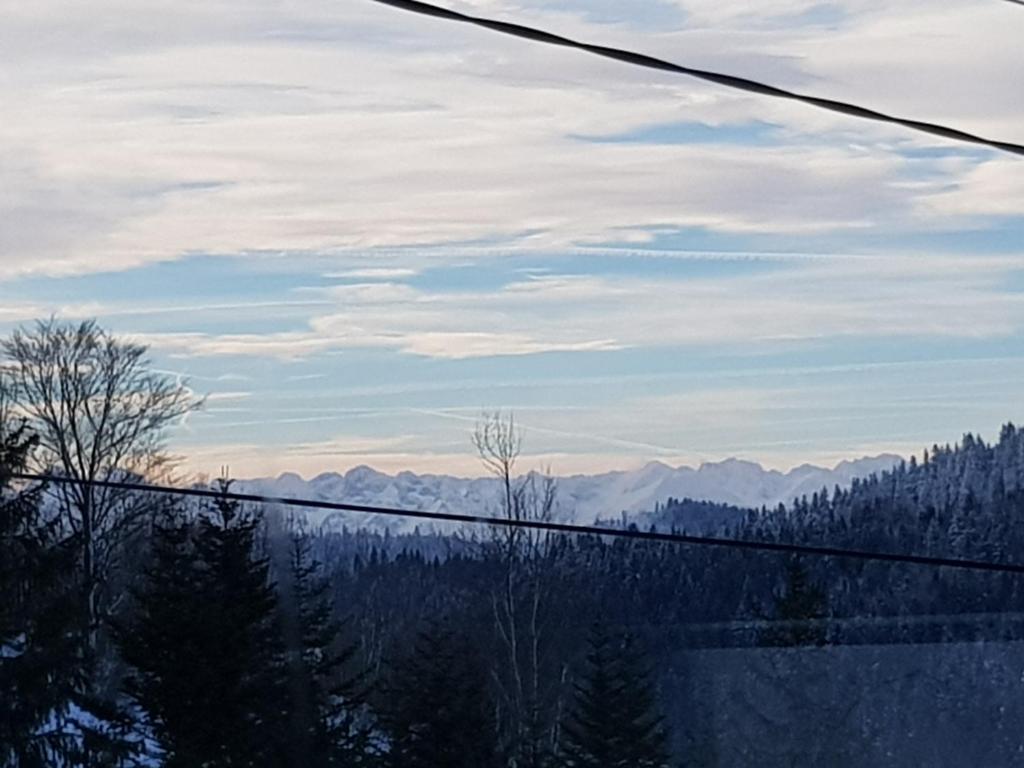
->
[[239, 454, 902, 532]]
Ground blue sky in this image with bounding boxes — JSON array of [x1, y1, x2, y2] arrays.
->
[[1, 0, 1022, 477]]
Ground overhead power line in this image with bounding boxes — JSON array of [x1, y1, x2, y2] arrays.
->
[[368, 0, 1024, 158], [15, 472, 1024, 575]]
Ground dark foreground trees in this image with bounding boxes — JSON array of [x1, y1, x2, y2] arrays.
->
[[118, 487, 285, 767], [0, 389, 134, 767], [119, 485, 376, 768], [0, 409, 78, 765], [561, 623, 671, 768], [760, 559, 828, 647], [282, 535, 377, 766], [382, 623, 499, 768]]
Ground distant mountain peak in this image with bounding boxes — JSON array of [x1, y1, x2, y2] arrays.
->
[[241, 453, 902, 534], [698, 457, 765, 472], [640, 460, 672, 471], [833, 453, 902, 471]]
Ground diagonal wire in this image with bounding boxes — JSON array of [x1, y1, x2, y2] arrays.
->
[[368, 0, 1024, 158], [15, 472, 1024, 575]]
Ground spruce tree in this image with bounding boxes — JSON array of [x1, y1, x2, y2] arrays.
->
[[0, 400, 137, 767], [760, 559, 828, 647], [117, 513, 202, 766], [0, 419, 80, 765], [284, 534, 377, 766], [118, 483, 287, 767], [560, 623, 671, 768], [383, 623, 498, 768]]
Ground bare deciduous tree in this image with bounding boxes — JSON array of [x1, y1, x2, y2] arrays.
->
[[1, 318, 202, 648], [474, 411, 563, 767]]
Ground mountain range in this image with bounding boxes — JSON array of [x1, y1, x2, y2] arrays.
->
[[238, 454, 902, 533]]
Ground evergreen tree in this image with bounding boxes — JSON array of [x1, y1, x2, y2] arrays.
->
[[117, 513, 201, 766], [760, 558, 828, 647], [118, 483, 287, 767], [382, 622, 498, 768], [561, 623, 670, 768], [0, 419, 76, 765], [283, 534, 377, 766], [0, 402, 132, 766]]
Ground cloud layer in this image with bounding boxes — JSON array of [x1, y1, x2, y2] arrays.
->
[[3, 0, 1022, 476], [2, 0, 1021, 276]]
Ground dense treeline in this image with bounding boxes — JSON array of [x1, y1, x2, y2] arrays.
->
[[314, 427, 1024, 764], [333, 426, 1024, 659], [0, 322, 672, 767], [3, 320, 1023, 766]]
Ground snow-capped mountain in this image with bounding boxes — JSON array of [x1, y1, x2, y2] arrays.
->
[[237, 454, 902, 533]]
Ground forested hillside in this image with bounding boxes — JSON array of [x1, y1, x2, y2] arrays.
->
[[2, 321, 1022, 766], [317, 426, 1024, 764], [333, 424, 1024, 654]]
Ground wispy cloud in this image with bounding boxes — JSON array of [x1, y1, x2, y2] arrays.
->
[[131, 253, 1024, 360], [325, 267, 421, 280], [2, 0, 1021, 278], [6, 0, 1024, 476]]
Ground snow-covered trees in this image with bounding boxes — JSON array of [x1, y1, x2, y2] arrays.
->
[[7, 318, 1024, 767]]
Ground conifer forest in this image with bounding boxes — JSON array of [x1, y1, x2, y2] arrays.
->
[[2, 321, 1023, 767]]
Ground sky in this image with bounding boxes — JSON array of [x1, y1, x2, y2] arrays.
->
[[2, 0, 1023, 479]]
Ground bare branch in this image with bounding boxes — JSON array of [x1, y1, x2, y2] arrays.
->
[[472, 410, 565, 762], [1, 318, 203, 645]]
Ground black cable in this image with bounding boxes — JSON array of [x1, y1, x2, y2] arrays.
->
[[368, 0, 1024, 158], [14, 472, 1024, 575]]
